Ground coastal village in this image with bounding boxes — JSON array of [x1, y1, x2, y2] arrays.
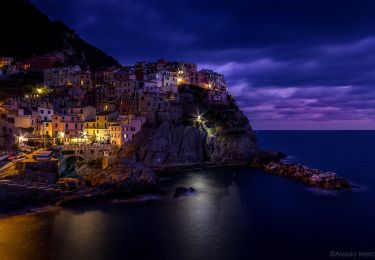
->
[[0, 55, 228, 164], [0, 54, 352, 196], [0, 53, 241, 208]]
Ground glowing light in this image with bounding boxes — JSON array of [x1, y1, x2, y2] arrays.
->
[[194, 112, 205, 124], [81, 131, 87, 137], [36, 88, 43, 94], [58, 131, 65, 139], [177, 78, 183, 84], [0, 103, 6, 113]]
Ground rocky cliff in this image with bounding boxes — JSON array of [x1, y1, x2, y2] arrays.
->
[[0, 0, 120, 70], [125, 86, 259, 166], [79, 158, 156, 193]]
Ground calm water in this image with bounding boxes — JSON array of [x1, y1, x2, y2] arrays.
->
[[1, 131, 375, 260]]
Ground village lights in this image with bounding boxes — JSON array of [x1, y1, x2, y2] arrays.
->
[[0, 103, 6, 113], [18, 135, 25, 142], [58, 131, 65, 139], [17, 135, 27, 147], [81, 131, 87, 138]]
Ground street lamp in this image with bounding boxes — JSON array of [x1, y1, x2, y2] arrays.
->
[[58, 131, 65, 139], [194, 112, 205, 124], [58, 131, 65, 144], [18, 135, 26, 147]]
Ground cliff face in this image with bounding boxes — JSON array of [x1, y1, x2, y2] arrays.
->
[[141, 123, 206, 165], [0, 0, 120, 70], [206, 130, 258, 163], [127, 86, 259, 166]]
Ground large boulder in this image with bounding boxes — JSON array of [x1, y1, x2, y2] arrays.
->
[[83, 158, 156, 193]]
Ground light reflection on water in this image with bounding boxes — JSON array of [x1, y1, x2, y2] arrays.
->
[[0, 168, 256, 260], [0, 212, 55, 260]]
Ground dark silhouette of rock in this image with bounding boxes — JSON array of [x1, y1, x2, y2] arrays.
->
[[81, 158, 156, 194], [0, 0, 120, 70], [173, 186, 196, 198], [264, 162, 352, 190]]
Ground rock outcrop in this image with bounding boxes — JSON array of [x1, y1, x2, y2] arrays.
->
[[173, 186, 196, 198], [264, 162, 352, 190], [126, 86, 259, 166], [81, 158, 156, 193], [54, 158, 157, 207], [0, 157, 157, 212]]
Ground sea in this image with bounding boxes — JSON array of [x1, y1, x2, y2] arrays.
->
[[0, 131, 374, 260]]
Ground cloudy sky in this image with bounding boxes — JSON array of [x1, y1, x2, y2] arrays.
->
[[32, 0, 375, 130]]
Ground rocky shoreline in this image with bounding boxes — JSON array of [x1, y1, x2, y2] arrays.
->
[[0, 159, 354, 215], [263, 161, 352, 190]]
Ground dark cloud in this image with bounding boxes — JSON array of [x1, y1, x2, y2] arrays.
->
[[31, 0, 375, 129]]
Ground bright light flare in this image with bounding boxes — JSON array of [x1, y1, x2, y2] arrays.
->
[[58, 131, 65, 139], [193, 112, 205, 124]]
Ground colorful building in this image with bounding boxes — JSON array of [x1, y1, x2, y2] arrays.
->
[[86, 111, 118, 143], [198, 69, 227, 91], [110, 115, 146, 146]]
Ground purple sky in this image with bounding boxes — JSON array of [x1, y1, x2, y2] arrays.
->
[[32, 0, 375, 130]]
